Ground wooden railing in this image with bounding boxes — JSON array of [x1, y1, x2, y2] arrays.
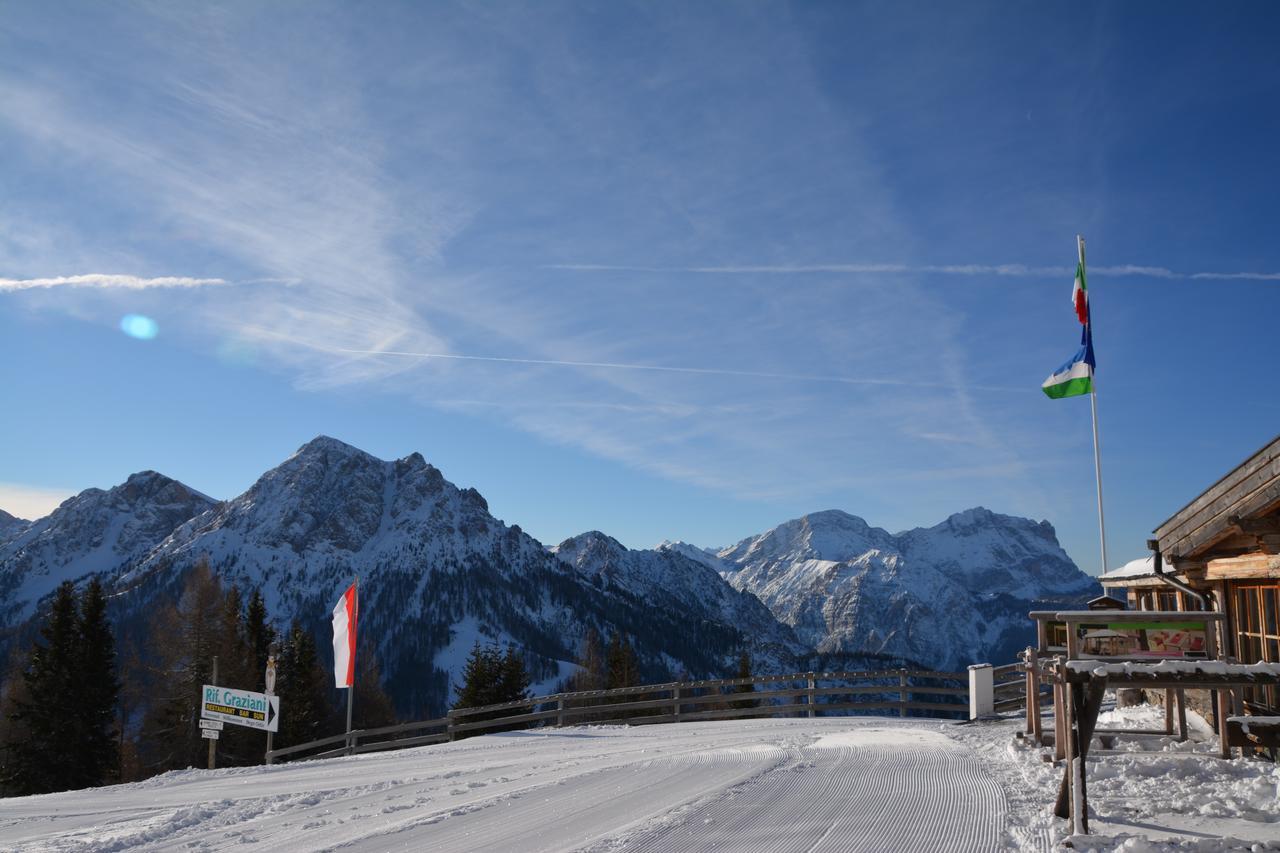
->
[[266, 668, 970, 765]]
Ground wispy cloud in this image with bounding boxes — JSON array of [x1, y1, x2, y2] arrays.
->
[[0, 274, 227, 292], [334, 347, 1030, 393]]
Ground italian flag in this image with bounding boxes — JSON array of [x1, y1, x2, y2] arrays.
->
[[331, 581, 358, 688], [1072, 260, 1088, 324]]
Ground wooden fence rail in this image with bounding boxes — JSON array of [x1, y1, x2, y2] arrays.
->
[[266, 667, 981, 765]]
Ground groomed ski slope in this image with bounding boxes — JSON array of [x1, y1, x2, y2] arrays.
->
[[0, 718, 1023, 852]]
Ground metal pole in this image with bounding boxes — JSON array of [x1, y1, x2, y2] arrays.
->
[[1080, 235, 1109, 576], [345, 576, 358, 755], [208, 656, 218, 771]]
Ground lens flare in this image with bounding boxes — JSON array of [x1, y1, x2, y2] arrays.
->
[[120, 314, 159, 340]]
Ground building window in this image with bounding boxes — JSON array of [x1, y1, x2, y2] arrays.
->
[[1233, 582, 1280, 712]]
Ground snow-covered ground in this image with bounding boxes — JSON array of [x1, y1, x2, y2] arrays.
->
[[2, 709, 1277, 852]]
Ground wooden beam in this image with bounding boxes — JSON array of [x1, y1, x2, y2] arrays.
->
[[1205, 552, 1280, 580]]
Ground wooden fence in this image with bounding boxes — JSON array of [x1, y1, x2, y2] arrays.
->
[[266, 667, 986, 765]]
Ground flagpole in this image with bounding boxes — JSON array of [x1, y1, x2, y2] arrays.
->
[[345, 575, 357, 754], [1081, 235, 1110, 575]]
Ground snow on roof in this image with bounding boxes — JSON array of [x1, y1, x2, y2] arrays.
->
[[1099, 555, 1157, 581]]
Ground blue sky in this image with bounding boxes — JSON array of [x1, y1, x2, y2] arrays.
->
[[2, 2, 1278, 574]]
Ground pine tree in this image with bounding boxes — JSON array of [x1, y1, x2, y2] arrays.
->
[[244, 589, 275, 693], [451, 643, 530, 736], [73, 578, 121, 787], [452, 643, 502, 711], [276, 621, 329, 749], [138, 560, 225, 773], [352, 649, 398, 730], [731, 650, 757, 712], [498, 645, 531, 705], [605, 630, 639, 690], [3, 582, 82, 794], [571, 628, 606, 692], [213, 585, 257, 766]]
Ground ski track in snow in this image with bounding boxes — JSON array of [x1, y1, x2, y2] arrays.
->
[[0, 719, 1023, 853]]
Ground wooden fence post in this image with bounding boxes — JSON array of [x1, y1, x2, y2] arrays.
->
[[557, 697, 565, 728], [899, 669, 909, 717], [1028, 648, 1042, 745], [807, 673, 816, 718], [1053, 656, 1067, 761], [673, 685, 682, 723]]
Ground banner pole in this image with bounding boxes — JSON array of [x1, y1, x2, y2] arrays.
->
[[345, 576, 357, 755], [1081, 235, 1109, 576]]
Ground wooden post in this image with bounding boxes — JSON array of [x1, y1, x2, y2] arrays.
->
[[1028, 649, 1043, 744], [557, 697, 566, 728], [1175, 689, 1188, 742], [672, 685, 681, 723], [1164, 688, 1175, 736], [207, 656, 218, 771], [806, 674, 816, 718], [1023, 650, 1033, 733], [899, 670, 908, 718], [1060, 675, 1077, 824], [1218, 688, 1233, 759], [1053, 657, 1067, 761]]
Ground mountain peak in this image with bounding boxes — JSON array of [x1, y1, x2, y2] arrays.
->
[[293, 435, 367, 459], [0, 507, 29, 525]]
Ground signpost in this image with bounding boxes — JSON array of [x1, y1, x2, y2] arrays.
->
[[199, 719, 224, 731], [264, 655, 277, 763], [201, 684, 280, 733], [201, 728, 220, 740]]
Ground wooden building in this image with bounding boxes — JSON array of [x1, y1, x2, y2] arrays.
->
[[1101, 433, 1280, 713]]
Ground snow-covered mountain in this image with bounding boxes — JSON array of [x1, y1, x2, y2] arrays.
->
[[0, 472, 217, 630], [0, 509, 28, 543], [0, 437, 1097, 716], [552, 532, 806, 670], [718, 509, 1098, 671], [106, 437, 796, 716]]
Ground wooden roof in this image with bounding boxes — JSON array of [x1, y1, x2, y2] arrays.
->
[[1154, 433, 1280, 563]]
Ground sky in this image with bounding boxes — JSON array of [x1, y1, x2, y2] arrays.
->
[[2, 1, 1278, 575]]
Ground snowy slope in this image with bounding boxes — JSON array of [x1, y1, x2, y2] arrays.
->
[[719, 509, 1098, 671], [5, 709, 1273, 851], [655, 539, 733, 576], [0, 472, 216, 629], [552, 531, 807, 670], [0, 718, 1014, 852]]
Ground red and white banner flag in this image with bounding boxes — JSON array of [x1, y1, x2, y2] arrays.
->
[[331, 581, 358, 688]]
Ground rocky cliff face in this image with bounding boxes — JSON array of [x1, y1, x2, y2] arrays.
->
[[0, 509, 28, 542], [718, 509, 1098, 670], [0, 472, 216, 629], [554, 531, 807, 671]]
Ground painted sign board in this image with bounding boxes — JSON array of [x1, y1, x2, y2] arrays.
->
[[201, 728, 220, 740], [198, 719, 224, 731], [201, 685, 280, 732], [1058, 620, 1208, 659]]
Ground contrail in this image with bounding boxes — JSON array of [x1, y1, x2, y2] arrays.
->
[[334, 348, 1028, 393], [0, 274, 228, 291], [546, 263, 1280, 281]]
